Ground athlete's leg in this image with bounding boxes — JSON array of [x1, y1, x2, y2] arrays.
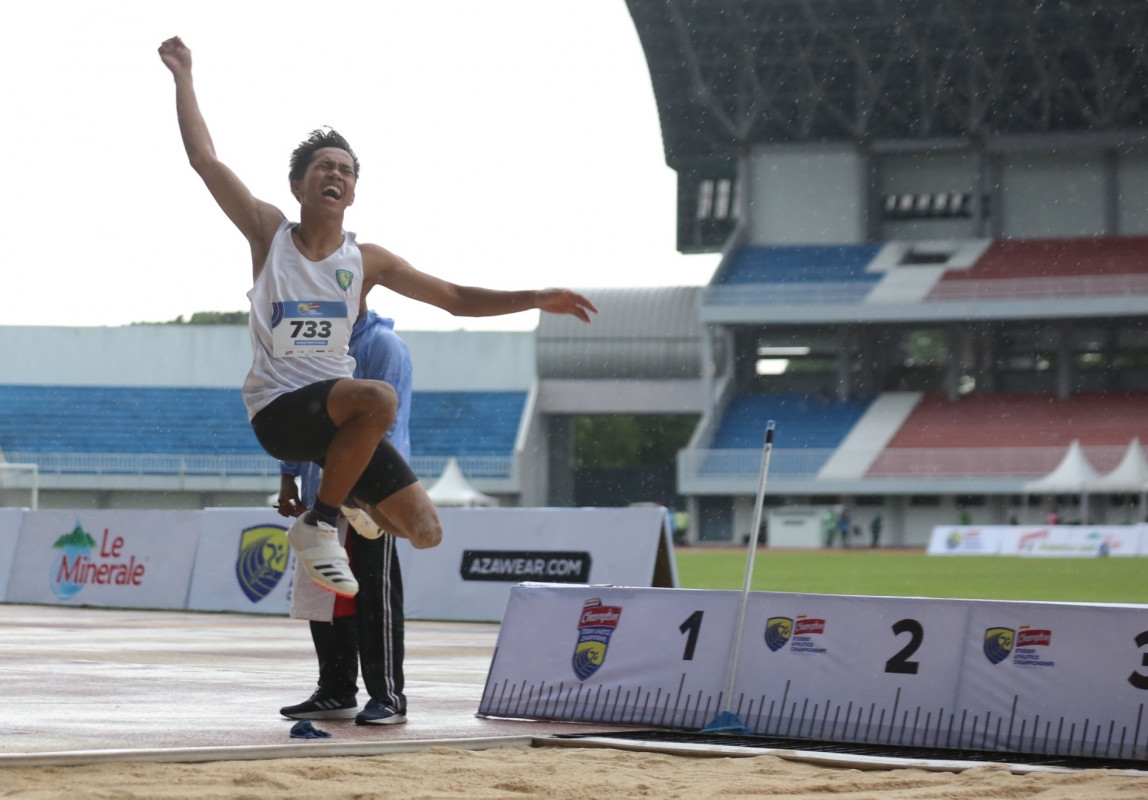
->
[[361, 484, 442, 549], [317, 379, 397, 510], [348, 440, 443, 550]]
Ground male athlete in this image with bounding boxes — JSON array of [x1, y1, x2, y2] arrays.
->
[[158, 36, 596, 598], [278, 309, 414, 726]]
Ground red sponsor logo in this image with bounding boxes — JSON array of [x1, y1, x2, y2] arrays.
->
[[1017, 628, 1052, 648], [794, 618, 826, 636]]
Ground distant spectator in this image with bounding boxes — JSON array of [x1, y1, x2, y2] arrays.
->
[[837, 509, 852, 549], [869, 514, 883, 548], [823, 508, 839, 548]]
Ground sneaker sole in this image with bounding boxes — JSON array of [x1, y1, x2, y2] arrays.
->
[[355, 713, 407, 726], [282, 708, 359, 720]]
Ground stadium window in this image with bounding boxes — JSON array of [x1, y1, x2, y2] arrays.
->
[[755, 345, 813, 377], [854, 496, 885, 507], [881, 191, 974, 220], [955, 495, 986, 507], [910, 495, 941, 506], [713, 179, 732, 220], [756, 359, 789, 375], [696, 180, 714, 220]]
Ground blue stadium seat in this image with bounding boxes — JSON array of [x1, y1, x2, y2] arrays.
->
[[712, 393, 872, 451], [408, 391, 526, 457], [717, 244, 883, 285], [0, 385, 260, 455]]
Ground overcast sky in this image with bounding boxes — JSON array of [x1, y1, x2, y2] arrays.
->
[[1, 1, 719, 332]]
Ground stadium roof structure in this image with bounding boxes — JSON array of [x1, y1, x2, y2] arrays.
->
[[624, 0, 1148, 168]]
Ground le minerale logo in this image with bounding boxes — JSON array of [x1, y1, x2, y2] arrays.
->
[[50, 522, 146, 600]]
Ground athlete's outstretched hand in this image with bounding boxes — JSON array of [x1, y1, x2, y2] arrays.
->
[[536, 289, 598, 323], [158, 36, 192, 76]]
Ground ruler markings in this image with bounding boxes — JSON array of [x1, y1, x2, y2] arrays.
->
[[888, 688, 901, 745], [1006, 695, 1018, 751], [753, 694, 767, 734], [666, 674, 685, 728], [1129, 702, 1138, 757]]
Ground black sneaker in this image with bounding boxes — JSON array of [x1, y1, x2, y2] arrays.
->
[[280, 689, 358, 720], [355, 699, 407, 725]]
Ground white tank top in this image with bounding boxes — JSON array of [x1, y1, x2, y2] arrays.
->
[[242, 220, 363, 419]]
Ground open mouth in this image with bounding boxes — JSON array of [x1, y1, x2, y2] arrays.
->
[[322, 186, 343, 200]]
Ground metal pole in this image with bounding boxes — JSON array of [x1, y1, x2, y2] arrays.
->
[[720, 421, 775, 714]]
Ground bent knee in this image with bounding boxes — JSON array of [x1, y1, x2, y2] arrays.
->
[[410, 517, 443, 549], [329, 379, 397, 426]]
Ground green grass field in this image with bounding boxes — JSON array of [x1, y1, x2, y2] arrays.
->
[[673, 547, 1148, 604]]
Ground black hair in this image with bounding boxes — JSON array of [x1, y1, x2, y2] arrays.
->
[[288, 127, 360, 184]]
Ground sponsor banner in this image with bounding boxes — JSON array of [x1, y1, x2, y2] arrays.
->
[[0, 508, 25, 602], [998, 525, 1142, 558], [187, 508, 295, 614], [479, 584, 738, 729], [926, 526, 1008, 555], [928, 525, 1145, 557], [957, 600, 1148, 758], [485, 585, 1148, 759], [731, 592, 967, 744], [6, 510, 200, 609], [396, 506, 675, 622]]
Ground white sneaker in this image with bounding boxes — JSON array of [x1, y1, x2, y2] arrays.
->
[[287, 516, 359, 597], [341, 504, 384, 540]]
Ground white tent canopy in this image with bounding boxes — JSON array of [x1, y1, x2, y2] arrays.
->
[[426, 457, 497, 507], [1088, 438, 1148, 492], [1024, 439, 1102, 523], [1023, 439, 1102, 493]]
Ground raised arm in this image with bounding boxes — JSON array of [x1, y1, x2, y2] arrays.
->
[[361, 244, 598, 323], [158, 37, 282, 276]]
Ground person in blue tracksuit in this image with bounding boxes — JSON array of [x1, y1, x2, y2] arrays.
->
[[276, 310, 413, 726]]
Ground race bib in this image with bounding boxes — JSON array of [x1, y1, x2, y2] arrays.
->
[[270, 300, 350, 357]]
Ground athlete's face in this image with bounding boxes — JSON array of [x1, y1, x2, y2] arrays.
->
[[292, 147, 357, 211]]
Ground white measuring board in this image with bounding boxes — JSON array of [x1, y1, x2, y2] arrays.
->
[[728, 593, 1148, 759], [478, 584, 738, 729], [728, 592, 967, 745], [954, 600, 1148, 758], [481, 584, 1148, 760]]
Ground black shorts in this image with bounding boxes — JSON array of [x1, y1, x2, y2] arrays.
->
[[251, 380, 418, 506]]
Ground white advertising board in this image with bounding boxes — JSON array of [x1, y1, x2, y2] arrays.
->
[[479, 584, 738, 729], [484, 585, 1148, 759], [998, 525, 1142, 558], [926, 525, 1007, 555], [0, 508, 25, 602], [729, 592, 968, 745], [397, 507, 675, 622], [5, 510, 201, 610], [928, 524, 1146, 557], [186, 508, 295, 615], [956, 600, 1148, 758]]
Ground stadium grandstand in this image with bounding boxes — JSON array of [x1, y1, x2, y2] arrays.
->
[[3, 1, 1148, 549]]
